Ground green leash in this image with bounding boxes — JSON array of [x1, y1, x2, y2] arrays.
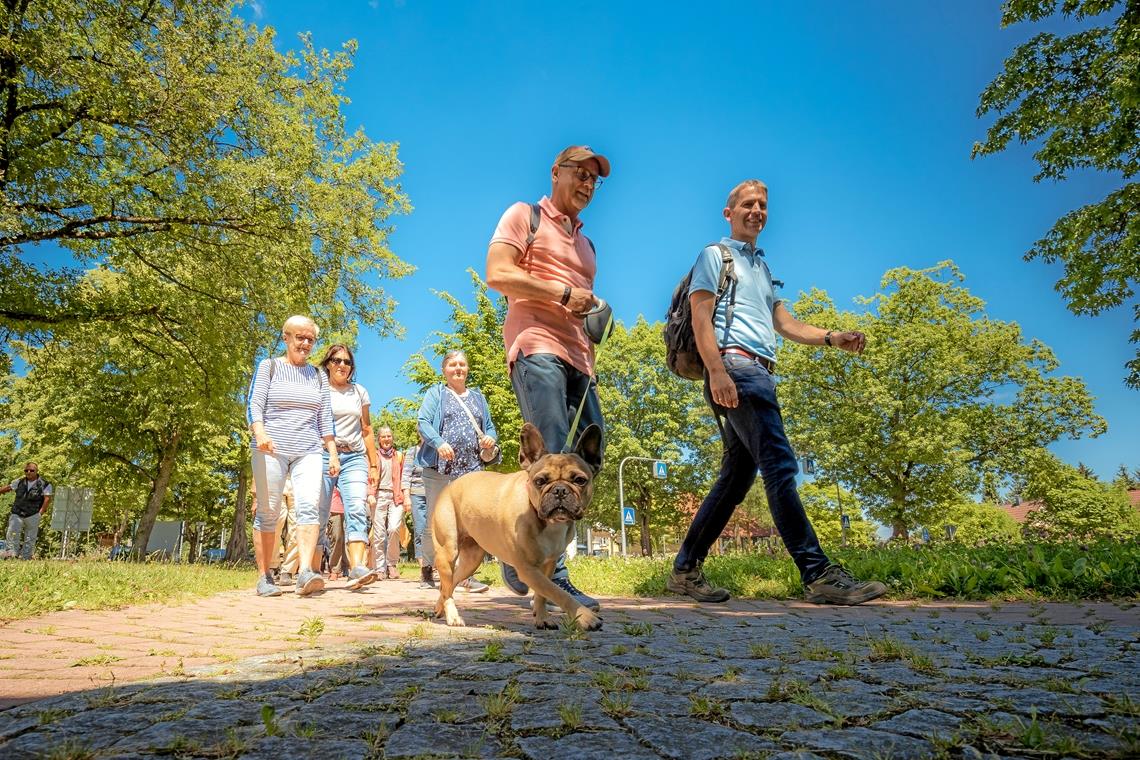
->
[[564, 308, 614, 451]]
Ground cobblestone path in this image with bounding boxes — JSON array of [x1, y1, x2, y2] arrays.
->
[[1, 580, 1137, 758]]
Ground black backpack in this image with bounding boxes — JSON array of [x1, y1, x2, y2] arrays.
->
[[664, 244, 737, 380]]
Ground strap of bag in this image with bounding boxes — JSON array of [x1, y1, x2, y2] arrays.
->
[[445, 386, 486, 438], [713, 243, 738, 343], [528, 202, 596, 255]]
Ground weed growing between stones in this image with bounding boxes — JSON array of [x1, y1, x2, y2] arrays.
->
[[748, 642, 774, 658], [557, 701, 583, 730], [36, 708, 73, 725], [621, 621, 653, 636], [610, 644, 628, 655], [477, 640, 515, 662], [600, 691, 633, 718], [43, 739, 97, 760], [260, 704, 280, 736], [479, 682, 520, 723], [689, 695, 728, 721]]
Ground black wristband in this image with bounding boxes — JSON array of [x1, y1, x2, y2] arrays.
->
[[824, 331, 834, 347], [560, 285, 572, 306]]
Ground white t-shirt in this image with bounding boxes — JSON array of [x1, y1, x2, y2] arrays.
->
[[330, 383, 371, 451]]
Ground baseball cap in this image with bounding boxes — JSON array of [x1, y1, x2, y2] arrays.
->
[[554, 145, 611, 177]]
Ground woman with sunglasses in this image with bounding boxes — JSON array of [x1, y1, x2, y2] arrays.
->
[[247, 315, 338, 598], [318, 344, 382, 589]]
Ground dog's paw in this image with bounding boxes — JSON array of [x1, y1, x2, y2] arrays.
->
[[443, 599, 466, 627], [574, 608, 603, 631], [534, 617, 559, 630]]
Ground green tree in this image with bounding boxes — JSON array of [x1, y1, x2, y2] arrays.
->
[[593, 316, 714, 555], [928, 500, 1023, 546], [1021, 449, 1140, 541], [1111, 464, 1140, 490], [776, 262, 1106, 539], [394, 271, 523, 469], [0, 0, 411, 361], [973, 0, 1140, 387], [799, 481, 878, 549]]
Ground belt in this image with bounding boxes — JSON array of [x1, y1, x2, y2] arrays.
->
[[336, 444, 357, 453], [720, 347, 775, 373]]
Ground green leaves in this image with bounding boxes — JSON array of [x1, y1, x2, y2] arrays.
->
[[975, 0, 1139, 387], [777, 262, 1104, 537]]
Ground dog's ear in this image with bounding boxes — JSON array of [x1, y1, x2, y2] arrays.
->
[[519, 423, 547, 468], [573, 424, 604, 474]]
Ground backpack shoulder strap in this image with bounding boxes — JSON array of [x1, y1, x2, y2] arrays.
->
[[710, 243, 739, 341], [525, 202, 542, 249]]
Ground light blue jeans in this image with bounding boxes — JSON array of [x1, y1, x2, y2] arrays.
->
[[251, 450, 323, 530], [408, 490, 428, 562], [6, 512, 40, 560], [320, 450, 370, 544]]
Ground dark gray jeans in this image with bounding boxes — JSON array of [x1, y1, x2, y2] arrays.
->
[[510, 351, 606, 579]]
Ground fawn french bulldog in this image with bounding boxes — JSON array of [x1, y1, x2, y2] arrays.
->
[[431, 422, 603, 630]]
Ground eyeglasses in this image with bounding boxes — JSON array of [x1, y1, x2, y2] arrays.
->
[[558, 163, 603, 188], [328, 357, 353, 367], [289, 334, 316, 344], [24, 469, 37, 473]]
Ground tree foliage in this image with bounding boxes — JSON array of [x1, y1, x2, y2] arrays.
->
[[776, 262, 1106, 539], [0, 0, 411, 360], [974, 0, 1140, 387], [0, 0, 410, 556], [927, 499, 1024, 546], [799, 481, 878, 549], [1021, 449, 1140, 541]]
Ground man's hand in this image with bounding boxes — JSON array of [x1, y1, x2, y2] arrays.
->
[[566, 288, 596, 316], [830, 330, 866, 354], [708, 368, 738, 409]]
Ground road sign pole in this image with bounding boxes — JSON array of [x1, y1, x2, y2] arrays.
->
[[618, 457, 627, 558]]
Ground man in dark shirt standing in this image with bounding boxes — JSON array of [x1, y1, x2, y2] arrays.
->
[[1, 462, 53, 560]]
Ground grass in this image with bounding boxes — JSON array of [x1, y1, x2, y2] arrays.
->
[[0, 558, 251, 620], [5, 540, 1136, 623]]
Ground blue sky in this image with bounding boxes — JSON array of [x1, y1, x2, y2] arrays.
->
[[244, 0, 1135, 480]]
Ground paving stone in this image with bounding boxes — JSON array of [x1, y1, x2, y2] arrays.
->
[[626, 715, 779, 759], [815, 688, 894, 719], [982, 686, 1106, 717], [239, 735, 371, 759], [782, 727, 935, 759], [628, 689, 695, 717], [515, 679, 589, 704], [510, 697, 618, 732], [516, 730, 660, 760], [730, 701, 832, 729], [871, 708, 965, 742], [384, 722, 502, 758], [405, 691, 489, 723], [448, 661, 526, 680], [279, 709, 398, 740], [108, 718, 240, 753], [768, 752, 829, 760]]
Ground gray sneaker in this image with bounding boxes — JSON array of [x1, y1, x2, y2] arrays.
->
[[345, 566, 379, 590], [805, 565, 887, 606], [256, 577, 283, 597], [500, 561, 529, 595], [552, 576, 600, 611], [666, 562, 730, 603], [459, 577, 489, 593], [276, 571, 295, 587], [296, 570, 325, 597]]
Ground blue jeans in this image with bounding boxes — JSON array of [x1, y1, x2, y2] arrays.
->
[[320, 450, 370, 544], [510, 352, 605, 580], [408, 491, 428, 562], [674, 353, 830, 585]]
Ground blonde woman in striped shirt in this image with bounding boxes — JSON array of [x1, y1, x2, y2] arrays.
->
[[247, 315, 339, 597]]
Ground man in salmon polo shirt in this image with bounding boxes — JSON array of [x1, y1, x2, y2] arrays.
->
[[485, 144, 610, 613]]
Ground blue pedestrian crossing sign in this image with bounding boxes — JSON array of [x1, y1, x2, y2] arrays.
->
[[654, 461, 668, 479], [622, 507, 636, 526]]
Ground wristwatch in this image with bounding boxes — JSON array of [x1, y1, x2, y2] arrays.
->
[[560, 285, 572, 306], [824, 331, 834, 347]]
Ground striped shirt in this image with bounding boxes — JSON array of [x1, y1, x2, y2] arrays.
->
[[246, 357, 334, 457]]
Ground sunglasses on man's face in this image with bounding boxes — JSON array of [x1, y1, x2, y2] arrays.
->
[[25, 469, 37, 473]]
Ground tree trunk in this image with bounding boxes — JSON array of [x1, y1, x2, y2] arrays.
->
[[226, 463, 250, 562], [130, 429, 181, 560], [185, 522, 200, 563], [638, 510, 652, 557], [891, 523, 910, 541]]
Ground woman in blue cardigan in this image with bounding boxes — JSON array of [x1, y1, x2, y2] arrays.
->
[[415, 349, 498, 591]]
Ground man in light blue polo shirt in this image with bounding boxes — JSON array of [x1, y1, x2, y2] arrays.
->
[[668, 179, 887, 606]]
